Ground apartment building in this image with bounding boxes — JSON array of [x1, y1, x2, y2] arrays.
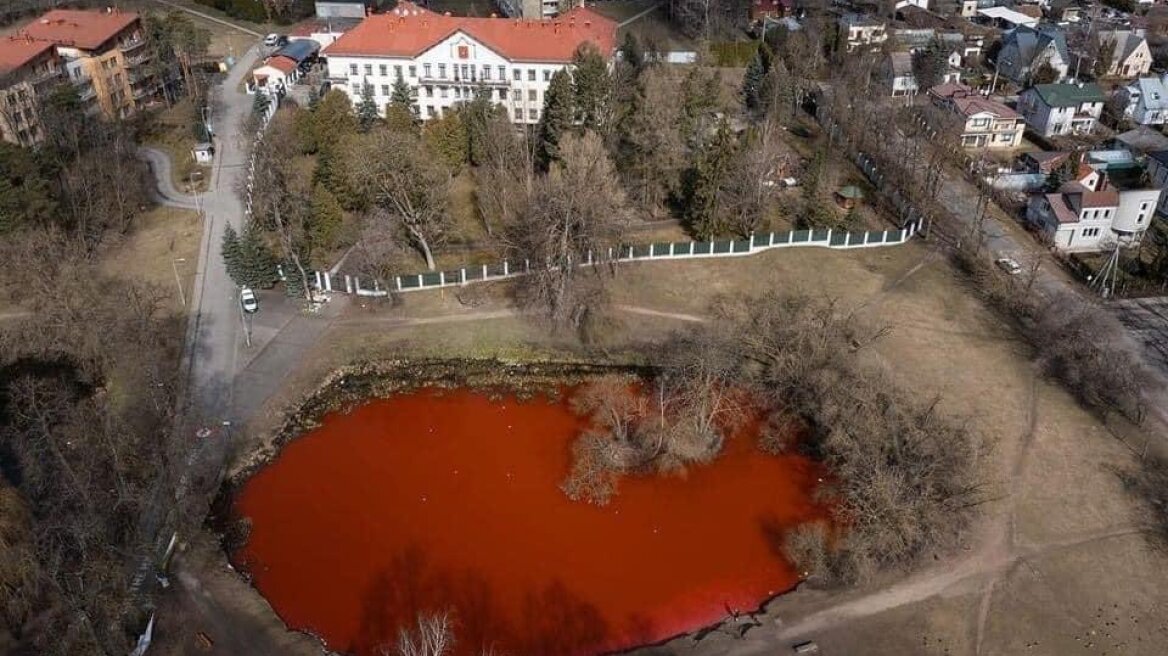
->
[[0, 36, 65, 146], [322, 2, 617, 125], [19, 9, 161, 119], [497, 0, 562, 20]]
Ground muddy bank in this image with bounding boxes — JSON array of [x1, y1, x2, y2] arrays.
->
[[228, 358, 651, 485]]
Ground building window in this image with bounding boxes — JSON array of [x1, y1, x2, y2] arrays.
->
[[515, 108, 524, 120], [482, 66, 491, 80], [438, 64, 446, 79], [425, 86, 434, 97], [498, 65, 506, 79], [440, 86, 448, 98], [349, 64, 358, 75], [512, 89, 521, 100], [498, 88, 507, 100], [409, 65, 416, 78], [424, 63, 432, 77], [381, 84, 390, 95], [543, 70, 550, 82], [395, 65, 402, 78], [364, 64, 372, 75], [528, 69, 536, 81], [454, 87, 462, 99], [427, 106, 436, 117], [461, 64, 469, 79], [351, 83, 361, 94], [531, 108, 539, 120], [528, 89, 537, 101], [513, 69, 521, 81], [380, 64, 388, 76], [1141, 202, 1150, 211]]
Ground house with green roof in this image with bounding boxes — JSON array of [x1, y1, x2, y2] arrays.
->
[[1018, 82, 1106, 137]]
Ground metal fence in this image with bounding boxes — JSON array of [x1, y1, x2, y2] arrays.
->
[[312, 219, 925, 297]]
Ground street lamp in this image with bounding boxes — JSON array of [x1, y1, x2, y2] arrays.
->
[[171, 258, 187, 307]]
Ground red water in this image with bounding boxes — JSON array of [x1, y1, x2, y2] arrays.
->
[[233, 388, 830, 656]]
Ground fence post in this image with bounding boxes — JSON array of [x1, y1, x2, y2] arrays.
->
[[460, 268, 466, 284], [587, 250, 593, 265], [503, 260, 509, 276], [482, 264, 488, 280], [323, 272, 332, 292], [825, 228, 832, 245], [440, 271, 445, 285], [395, 276, 402, 291], [627, 246, 634, 259], [353, 276, 361, 293], [314, 271, 322, 290], [608, 247, 613, 260], [345, 275, 353, 294], [525, 259, 530, 272]]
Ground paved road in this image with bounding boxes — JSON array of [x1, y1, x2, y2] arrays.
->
[[139, 146, 200, 210], [181, 44, 261, 422]]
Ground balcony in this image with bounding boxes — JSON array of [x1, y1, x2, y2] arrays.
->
[[74, 79, 97, 102], [121, 38, 147, 53], [417, 73, 509, 88], [125, 52, 151, 68]]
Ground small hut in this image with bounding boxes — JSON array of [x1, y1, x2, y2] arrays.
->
[[835, 185, 864, 209]]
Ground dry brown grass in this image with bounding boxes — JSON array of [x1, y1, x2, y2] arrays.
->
[[99, 206, 203, 313]]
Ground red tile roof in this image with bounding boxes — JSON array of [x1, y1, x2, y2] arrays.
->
[[1044, 193, 1078, 224], [951, 96, 1020, 119], [323, 2, 617, 63], [19, 9, 139, 52], [0, 36, 56, 75], [264, 56, 299, 74], [1080, 189, 1118, 208]]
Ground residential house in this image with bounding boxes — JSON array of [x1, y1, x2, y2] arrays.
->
[[0, 36, 68, 146], [249, 39, 321, 93], [885, 51, 919, 97], [975, 7, 1040, 30], [841, 14, 888, 52], [1021, 149, 1070, 174], [321, 3, 617, 125], [1018, 82, 1105, 136], [1096, 30, 1151, 78], [1117, 75, 1168, 125], [497, 0, 561, 20], [18, 9, 161, 119], [1113, 125, 1168, 157], [1047, 0, 1083, 24], [750, 0, 793, 23], [1144, 150, 1168, 214], [1025, 165, 1159, 251], [896, 0, 931, 9], [996, 25, 1069, 84], [314, 1, 368, 19], [930, 82, 1025, 148], [960, 0, 979, 18]]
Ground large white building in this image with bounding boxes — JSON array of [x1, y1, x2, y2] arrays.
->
[[1026, 164, 1159, 252], [321, 2, 616, 125]]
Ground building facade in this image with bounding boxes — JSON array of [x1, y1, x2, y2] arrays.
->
[[18, 9, 161, 120], [322, 3, 616, 125], [929, 83, 1025, 149], [1026, 166, 1158, 251], [997, 25, 1069, 84], [0, 37, 66, 146], [1118, 76, 1168, 126], [497, 0, 562, 20], [1098, 30, 1151, 79], [1018, 83, 1105, 137]]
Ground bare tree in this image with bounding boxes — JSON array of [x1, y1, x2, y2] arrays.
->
[[392, 611, 456, 656], [347, 128, 453, 271], [507, 131, 632, 336]]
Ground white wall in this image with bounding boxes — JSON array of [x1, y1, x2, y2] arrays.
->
[[325, 30, 573, 124]]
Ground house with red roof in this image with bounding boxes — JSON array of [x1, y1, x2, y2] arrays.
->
[[929, 82, 1024, 149], [320, 2, 617, 124], [1025, 160, 1160, 252]]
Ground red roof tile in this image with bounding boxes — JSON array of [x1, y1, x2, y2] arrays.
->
[[323, 3, 617, 63], [20, 9, 139, 52], [1080, 189, 1118, 208], [951, 96, 1020, 119], [265, 55, 299, 74], [0, 36, 56, 75]]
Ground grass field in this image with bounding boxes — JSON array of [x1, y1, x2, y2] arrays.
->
[[100, 205, 203, 313]]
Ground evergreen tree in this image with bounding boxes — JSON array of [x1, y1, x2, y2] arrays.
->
[[680, 68, 720, 145], [572, 43, 612, 130], [759, 56, 796, 120], [423, 109, 468, 170], [356, 83, 380, 132], [221, 222, 244, 286], [309, 184, 344, 252], [911, 39, 951, 91], [463, 91, 498, 167], [684, 123, 737, 239], [237, 222, 279, 289], [307, 85, 320, 110], [537, 69, 576, 170], [385, 74, 418, 134], [620, 31, 645, 73], [741, 44, 773, 111], [251, 90, 270, 117]]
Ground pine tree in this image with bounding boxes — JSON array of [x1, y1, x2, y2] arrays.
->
[[741, 44, 773, 111], [463, 91, 497, 167], [221, 222, 244, 286], [572, 43, 611, 130], [385, 75, 418, 134], [684, 123, 737, 239], [680, 68, 720, 145], [620, 31, 645, 73], [423, 109, 468, 170], [356, 83, 379, 132], [537, 69, 575, 170], [238, 222, 279, 289], [251, 90, 270, 117], [309, 184, 343, 252]]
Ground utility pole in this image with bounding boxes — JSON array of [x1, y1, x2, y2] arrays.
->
[[171, 258, 187, 307]]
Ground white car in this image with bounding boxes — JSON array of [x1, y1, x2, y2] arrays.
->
[[240, 287, 259, 313], [995, 257, 1022, 275], [263, 33, 280, 47]]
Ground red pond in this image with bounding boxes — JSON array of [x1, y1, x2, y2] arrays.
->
[[233, 388, 830, 655]]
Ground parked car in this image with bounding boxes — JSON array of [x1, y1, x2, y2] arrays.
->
[[263, 33, 284, 47], [240, 287, 259, 313], [995, 257, 1023, 275]]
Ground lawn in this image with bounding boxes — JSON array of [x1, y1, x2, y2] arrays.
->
[[100, 205, 204, 313], [141, 98, 212, 193]]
